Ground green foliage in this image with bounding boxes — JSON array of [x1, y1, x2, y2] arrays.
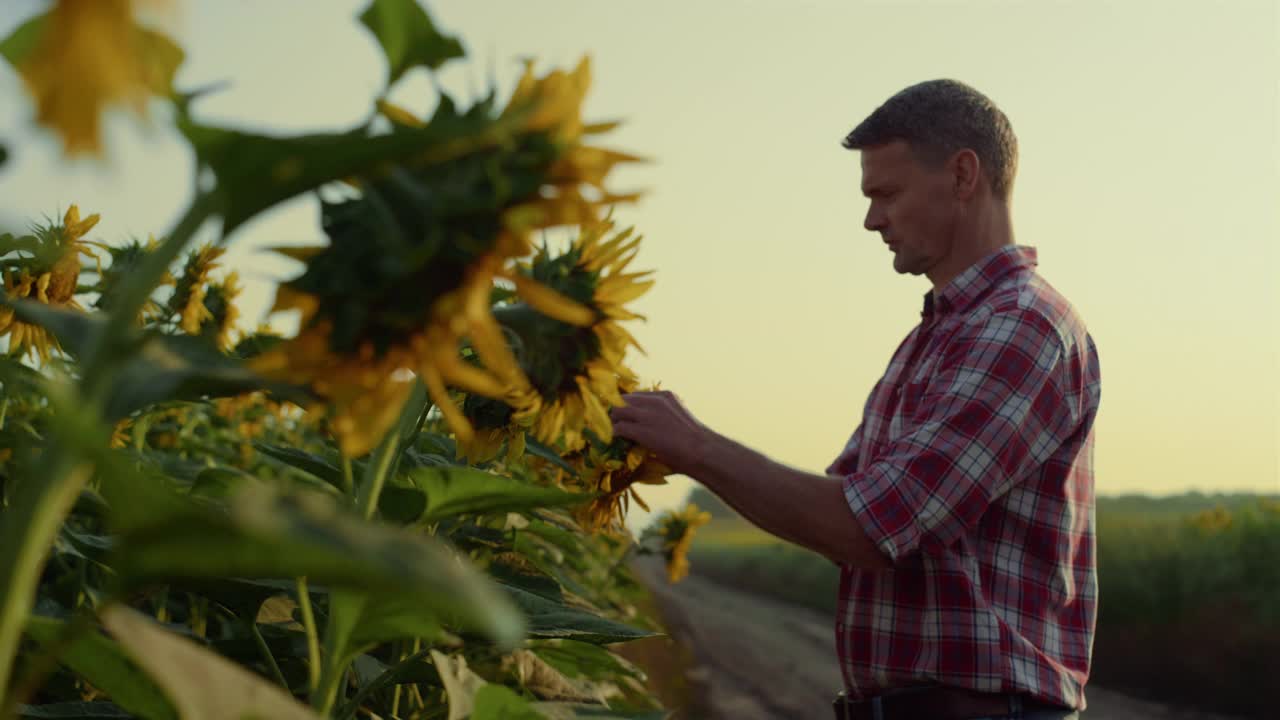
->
[[384, 466, 590, 525], [359, 0, 466, 87], [0, 1, 667, 717], [24, 616, 178, 720]]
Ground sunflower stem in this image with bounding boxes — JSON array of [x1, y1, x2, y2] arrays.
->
[[0, 456, 93, 705], [341, 456, 354, 496], [296, 577, 321, 695], [248, 619, 290, 691], [355, 379, 428, 519]]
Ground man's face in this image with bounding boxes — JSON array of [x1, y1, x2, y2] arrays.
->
[[860, 140, 958, 278]]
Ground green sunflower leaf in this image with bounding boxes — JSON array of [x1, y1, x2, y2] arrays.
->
[[472, 685, 542, 720], [501, 584, 657, 645], [106, 482, 525, 649], [24, 615, 178, 720], [0, 14, 44, 69], [358, 0, 465, 87], [385, 466, 590, 524], [178, 96, 511, 238]]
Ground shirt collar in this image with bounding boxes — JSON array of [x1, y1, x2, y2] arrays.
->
[[922, 245, 1038, 319]]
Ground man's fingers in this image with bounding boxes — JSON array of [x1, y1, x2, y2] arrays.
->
[[611, 419, 641, 443]]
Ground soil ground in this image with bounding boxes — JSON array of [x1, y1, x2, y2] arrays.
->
[[630, 557, 1239, 720]]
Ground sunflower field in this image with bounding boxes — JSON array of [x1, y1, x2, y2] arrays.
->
[[0, 1, 707, 718]]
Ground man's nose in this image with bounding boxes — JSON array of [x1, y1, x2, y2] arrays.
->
[[864, 206, 885, 233]]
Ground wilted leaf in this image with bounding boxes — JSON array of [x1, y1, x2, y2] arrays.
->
[[431, 649, 488, 720], [506, 649, 617, 704], [100, 606, 320, 720]]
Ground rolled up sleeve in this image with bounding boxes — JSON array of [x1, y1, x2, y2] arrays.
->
[[840, 310, 1081, 563]]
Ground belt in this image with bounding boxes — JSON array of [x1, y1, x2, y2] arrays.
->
[[833, 686, 1071, 720]]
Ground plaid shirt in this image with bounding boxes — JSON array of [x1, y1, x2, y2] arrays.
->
[[825, 245, 1101, 710]]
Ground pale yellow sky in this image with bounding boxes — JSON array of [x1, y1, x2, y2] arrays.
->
[[1, 1, 1276, 528]]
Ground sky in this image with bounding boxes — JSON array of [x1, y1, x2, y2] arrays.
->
[[1, 0, 1277, 530]]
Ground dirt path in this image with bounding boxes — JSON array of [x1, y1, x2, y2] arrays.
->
[[632, 557, 1236, 720]]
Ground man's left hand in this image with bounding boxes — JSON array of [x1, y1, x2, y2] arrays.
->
[[608, 390, 712, 477]]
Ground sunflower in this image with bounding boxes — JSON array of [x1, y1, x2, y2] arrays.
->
[[188, 270, 242, 352], [0, 205, 101, 361], [252, 250, 586, 458], [654, 503, 713, 583], [8, 0, 183, 156], [250, 57, 639, 458], [110, 417, 133, 449], [574, 438, 672, 535], [460, 220, 652, 461], [169, 243, 224, 334], [90, 233, 172, 323]]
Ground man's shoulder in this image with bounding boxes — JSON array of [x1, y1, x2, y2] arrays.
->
[[967, 269, 1092, 353]]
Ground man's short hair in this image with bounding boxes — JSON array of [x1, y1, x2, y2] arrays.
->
[[843, 79, 1018, 202]]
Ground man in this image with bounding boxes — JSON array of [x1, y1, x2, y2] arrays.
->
[[609, 79, 1101, 720]]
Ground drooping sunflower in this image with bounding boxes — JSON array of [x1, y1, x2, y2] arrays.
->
[[168, 243, 224, 334], [251, 248, 584, 458], [90, 233, 173, 323], [250, 58, 638, 458], [189, 270, 242, 352], [654, 503, 713, 583], [6, 0, 184, 156], [460, 220, 652, 461], [574, 436, 672, 535], [0, 205, 101, 361]]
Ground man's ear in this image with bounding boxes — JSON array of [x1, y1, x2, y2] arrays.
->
[[950, 149, 981, 200]]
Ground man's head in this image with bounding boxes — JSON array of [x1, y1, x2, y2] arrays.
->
[[843, 80, 1018, 287]]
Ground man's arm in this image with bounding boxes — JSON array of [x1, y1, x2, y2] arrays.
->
[[689, 431, 893, 570]]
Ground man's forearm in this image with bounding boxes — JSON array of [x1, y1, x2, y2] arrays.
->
[[688, 431, 892, 570]]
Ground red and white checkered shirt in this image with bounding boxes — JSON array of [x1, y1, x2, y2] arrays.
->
[[826, 245, 1101, 710]]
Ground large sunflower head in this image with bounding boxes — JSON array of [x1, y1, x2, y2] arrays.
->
[[250, 63, 639, 458], [0, 204, 100, 361], [462, 220, 651, 459]]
